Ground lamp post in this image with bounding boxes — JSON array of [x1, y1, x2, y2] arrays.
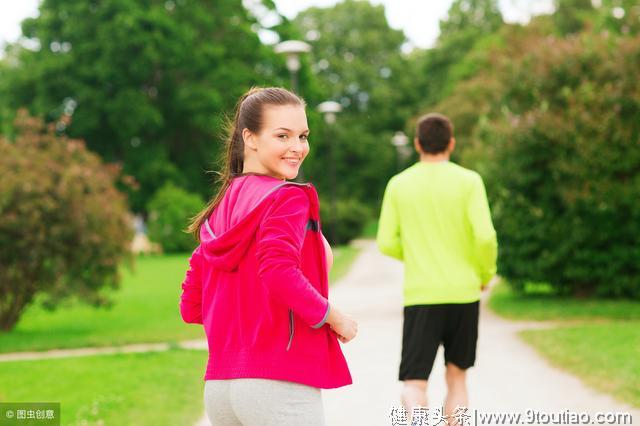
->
[[274, 40, 311, 94], [318, 101, 342, 245], [391, 131, 410, 172]]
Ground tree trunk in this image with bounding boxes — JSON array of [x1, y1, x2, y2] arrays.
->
[[0, 288, 33, 332]]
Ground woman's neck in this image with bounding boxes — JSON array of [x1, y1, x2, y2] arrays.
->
[[236, 171, 284, 180], [241, 158, 281, 179], [240, 162, 284, 180]]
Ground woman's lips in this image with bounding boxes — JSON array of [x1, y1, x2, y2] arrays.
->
[[283, 157, 301, 165]]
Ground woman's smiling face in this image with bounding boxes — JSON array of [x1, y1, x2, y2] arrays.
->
[[243, 104, 310, 180]]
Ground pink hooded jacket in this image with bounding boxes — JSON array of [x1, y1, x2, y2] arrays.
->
[[180, 174, 352, 389]]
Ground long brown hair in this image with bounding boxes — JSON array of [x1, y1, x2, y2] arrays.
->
[[187, 87, 306, 242]]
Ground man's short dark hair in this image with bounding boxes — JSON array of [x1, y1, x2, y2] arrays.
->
[[416, 113, 454, 154]]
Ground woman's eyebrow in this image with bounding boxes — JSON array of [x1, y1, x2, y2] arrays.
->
[[273, 127, 310, 133]]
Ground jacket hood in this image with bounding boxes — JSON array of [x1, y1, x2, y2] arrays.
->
[[199, 175, 316, 272]]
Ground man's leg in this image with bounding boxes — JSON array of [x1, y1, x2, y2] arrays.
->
[[401, 379, 428, 415], [399, 305, 445, 421], [444, 362, 468, 423], [442, 301, 479, 425]]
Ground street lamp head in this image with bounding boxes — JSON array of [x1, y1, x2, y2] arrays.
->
[[274, 40, 312, 55], [391, 131, 409, 147], [275, 40, 312, 73], [317, 101, 342, 114], [317, 101, 342, 125]]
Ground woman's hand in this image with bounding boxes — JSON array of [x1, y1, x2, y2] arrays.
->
[[327, 304, 357, 343]]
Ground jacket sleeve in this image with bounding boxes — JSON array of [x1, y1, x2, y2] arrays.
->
[[377, 180, 404, 260], [180, 245, 204, 324], [256, 186, 330, 329], [467, 175, 498, 285]]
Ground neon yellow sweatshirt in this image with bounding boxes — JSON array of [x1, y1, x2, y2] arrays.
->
[[377, 161, 498, 305]]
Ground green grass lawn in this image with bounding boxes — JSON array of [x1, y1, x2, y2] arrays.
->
[[488, 281, 640, 321], [489, 281, 640, 408], [0, 244, 362, 354], [0, 348, 207, 425], [0, 254, 205, 353], [521, 322, 640, 408]]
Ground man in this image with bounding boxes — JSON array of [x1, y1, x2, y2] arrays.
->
[[377, 113, 497, 421]]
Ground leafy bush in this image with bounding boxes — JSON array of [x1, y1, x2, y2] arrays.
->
[[320, 197, 372, 245], [451, 33, 640, 298], [0, 110, 134, 331], [146, 183, 203, 253]]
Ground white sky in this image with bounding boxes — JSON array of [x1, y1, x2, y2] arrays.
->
[[0, 0, 555, 53]]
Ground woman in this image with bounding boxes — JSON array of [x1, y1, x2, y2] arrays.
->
[[180, 87, 357, 425]]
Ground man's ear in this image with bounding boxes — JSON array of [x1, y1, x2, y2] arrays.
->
[[449, 137, 456, 153], [243, 128, 257, 151], [414, 137, 423, 155]]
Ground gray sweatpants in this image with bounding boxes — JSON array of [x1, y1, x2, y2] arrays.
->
[[203, 379, 325, 426]]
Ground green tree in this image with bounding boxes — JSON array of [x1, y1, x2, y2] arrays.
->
[[592, 0, 640, 35], [0, 0, 287, 212], [553, 0, 594, 35], [417, 0, 504, 106], [439, 0, 503, 38], [0, 110, 133, 331], [429, 17, 556, 165]]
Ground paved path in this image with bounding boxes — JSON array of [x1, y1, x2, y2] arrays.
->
[[0, 339, 207, 363], [320, 239, 640, 425]]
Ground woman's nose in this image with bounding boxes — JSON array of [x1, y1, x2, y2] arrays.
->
[[290, 139, 304, 152]]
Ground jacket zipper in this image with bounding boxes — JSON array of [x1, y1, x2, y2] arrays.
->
[[286, 309, 294, 351]]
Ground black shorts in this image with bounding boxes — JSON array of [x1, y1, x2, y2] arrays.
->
[[399, 301, 479, 381]]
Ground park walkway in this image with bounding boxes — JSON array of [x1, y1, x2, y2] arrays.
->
[[0, 339, 206, 362]]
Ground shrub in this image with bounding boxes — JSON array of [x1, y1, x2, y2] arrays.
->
[[320, 197, 372, 245], [0, 110, 134, 331], [146, 183, 203, 253]]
